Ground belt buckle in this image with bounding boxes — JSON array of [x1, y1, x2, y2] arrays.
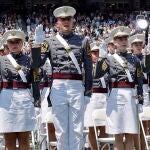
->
[[65, 46, 71, 52]]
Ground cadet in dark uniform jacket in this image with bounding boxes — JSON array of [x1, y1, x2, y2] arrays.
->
[[38, 6, 93, 150], [84, 41, 109, 150], [39, 57, 57, 150], [106, 26, 143, 150], [129, 34, 150, 150], [129, 34, 150, 106], [0, 30, 36, 150]]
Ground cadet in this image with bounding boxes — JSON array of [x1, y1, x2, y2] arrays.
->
[[0, 30, 36, 150], [38, 6, 93, 150], [129, 34, 150, 106], [84, 41, 109, 150], [105, 37, 116, 56], [40, 57, 57, 150], [105, 26, 143, 150], [129, 34, 150, 150]]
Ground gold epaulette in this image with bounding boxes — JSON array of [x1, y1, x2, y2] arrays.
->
[[41, 40, 49, 52], [137, 67, 143, 77], [102, 61, 108, 71]]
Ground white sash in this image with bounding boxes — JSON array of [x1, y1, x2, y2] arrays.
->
[[56, 33, 81, 74], [7, 54, 27, 82], [41, 87, 50, 100], [143, 73, 147, 80], [113, 53, 133, 82], [100, 77, 106, 88]]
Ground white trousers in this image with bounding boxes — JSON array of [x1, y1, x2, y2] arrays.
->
[[50, 79, 85, 150], [41, 87, 52, 123], [143, 84, 150, 107]]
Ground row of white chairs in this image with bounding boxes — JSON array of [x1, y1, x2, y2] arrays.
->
[[92, 107, 150, 150], [32, 112, 57, 150]]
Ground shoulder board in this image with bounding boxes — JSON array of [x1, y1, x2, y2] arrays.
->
[[41, 40, 49, 52], [102, 60, 109, 71]]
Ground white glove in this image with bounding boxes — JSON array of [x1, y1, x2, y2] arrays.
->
[[34, 24, 45, 44], [142, 47, 150, 55], [84, 96, 90, 105], [138, 104, 143, 113]]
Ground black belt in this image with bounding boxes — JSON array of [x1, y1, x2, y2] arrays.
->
[[1, 82, 31, 89], [52, 73, 82, 80], [92, 88, 108, 93], [110, 81, 135, 88]]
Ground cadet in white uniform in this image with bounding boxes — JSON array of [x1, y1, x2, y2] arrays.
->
[[40, 6, 93, 150], [84, 41, 109, 150], [0, 30, 36, 150], [106, 26, 144, 150], [40, 58, 57, 150], [129, 34, 150, 150]]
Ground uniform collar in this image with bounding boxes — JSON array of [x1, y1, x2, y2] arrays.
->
[[11, 52, 23, 58], [117, 50, 127, 56], [59, 31, 73, 38], [136, 53, 143, 59]]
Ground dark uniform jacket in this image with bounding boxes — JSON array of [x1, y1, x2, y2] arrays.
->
[[0, 52, 32, 83], [40, 32, 93, 97], [92, 58, 109, 91], [106, 51, 143, 98], [143, 54, 150, 73], [135, 53, 150, 92], [0, 52, 41, 106]]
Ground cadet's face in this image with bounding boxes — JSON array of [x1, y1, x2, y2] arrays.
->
[[7, 39, 23, 53], [132, 42, 143, 54], [56, 17, 73, 34], [107, 43, 116, 54], [91, 50, 99, 62], [114, 37, 128, 52]]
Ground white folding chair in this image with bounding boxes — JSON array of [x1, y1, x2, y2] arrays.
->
[[139, 107, 150, 150], [31, 113, 42, 149], [0, 134, 5, 149], [45, 112, 57, 150], [92, 109, 115, 150], [83, 127, 90, 149]]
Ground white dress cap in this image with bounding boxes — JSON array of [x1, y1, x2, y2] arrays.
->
[[53, 6, 76, 18], [3, 29, 25, 42], [110, 26, 131, 39]]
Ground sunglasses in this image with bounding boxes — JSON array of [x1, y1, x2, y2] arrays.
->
[[59, 17, 72, 22], [8, 39, 21, 44]]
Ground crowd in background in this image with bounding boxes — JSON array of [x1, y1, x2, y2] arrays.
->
[[0, 6, 144, 42]]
